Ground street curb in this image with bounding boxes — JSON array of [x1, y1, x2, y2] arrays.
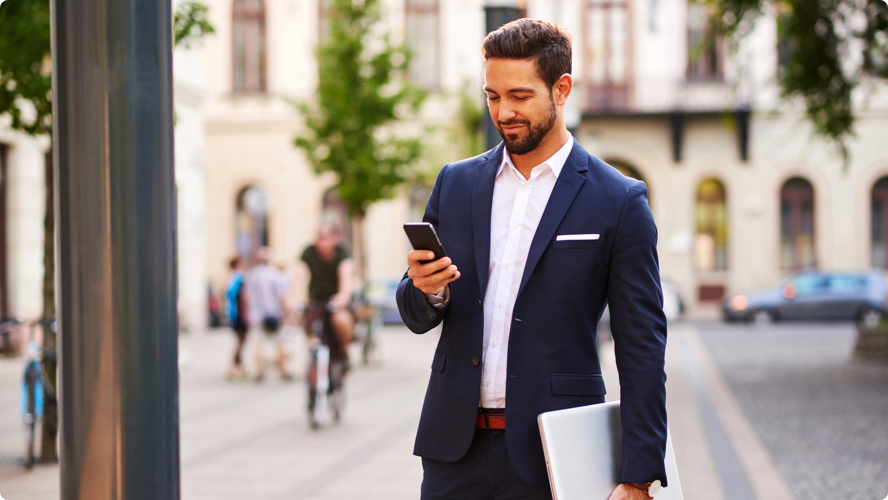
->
[[681, 326, 797, 500]]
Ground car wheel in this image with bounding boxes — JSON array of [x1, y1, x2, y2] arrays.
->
[[749, 309, 774, 326], [857, 307, 883, 329]]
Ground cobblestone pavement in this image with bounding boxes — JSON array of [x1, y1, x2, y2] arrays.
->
[[698, 322, 888, 500]]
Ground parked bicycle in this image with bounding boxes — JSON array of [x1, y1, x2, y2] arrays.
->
[[304, 302, 347, 430], [0, 315, 23, 356], [21, 317, 58, 469], [353, 298, 382, 366]]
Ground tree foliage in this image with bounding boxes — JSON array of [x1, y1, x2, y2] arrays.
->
[[294, 0, 425, 219], [0, 0, 215, 136], [0, 0, 52, 135], [709, 0, 888, 162]]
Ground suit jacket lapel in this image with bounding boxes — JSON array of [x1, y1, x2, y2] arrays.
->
[[473, 144, 503, 299], [517, 139, 589, 298]]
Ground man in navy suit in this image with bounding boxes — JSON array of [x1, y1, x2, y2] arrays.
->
[[397, 18, 668, 500]]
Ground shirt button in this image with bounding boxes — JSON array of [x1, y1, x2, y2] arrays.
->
[[497, 302, 503, 309], [511, 223, 519, 230], [493, 341, 499, 347], [504, 262, 511, 269], [521, 186, 528, 192], [484, 381, 490, 387], [472, 356, 480, 366]]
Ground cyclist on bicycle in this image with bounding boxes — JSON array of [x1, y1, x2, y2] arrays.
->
[[294, 223, 355, 364]]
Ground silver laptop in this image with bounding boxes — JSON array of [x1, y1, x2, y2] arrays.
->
[[538, 401, 683, 500]]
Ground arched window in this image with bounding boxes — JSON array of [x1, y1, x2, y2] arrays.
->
[[232, 0, 266, 93], [694, 178, 728, 272], [408, 185, 432, 223], [235, 186, 269, 260], [871, 177, 888, 268], [780, 177, 816, 271], [322, 188, 352, 250]]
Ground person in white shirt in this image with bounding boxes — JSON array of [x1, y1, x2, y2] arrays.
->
[[397, 18, 668, 500], [245, 247, 292, 381]]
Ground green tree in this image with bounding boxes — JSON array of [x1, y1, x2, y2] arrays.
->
[[0, 0, 214, 462], [708, 0, 888, 165], [294, 0, 425, 280]]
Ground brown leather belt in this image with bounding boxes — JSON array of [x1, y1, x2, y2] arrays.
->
[[476, 410, 506, 430]]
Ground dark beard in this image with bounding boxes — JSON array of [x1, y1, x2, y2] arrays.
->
[[496, 99, 557, 156]]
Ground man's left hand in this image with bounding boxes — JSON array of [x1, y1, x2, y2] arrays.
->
[[607, 483, 649, 500]]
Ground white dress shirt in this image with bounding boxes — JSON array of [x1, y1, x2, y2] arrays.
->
[[480, 136, 574, 408]]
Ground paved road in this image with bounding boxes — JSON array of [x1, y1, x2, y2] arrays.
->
[[698, 322, 888, 500], [0, 320, 884, 500]]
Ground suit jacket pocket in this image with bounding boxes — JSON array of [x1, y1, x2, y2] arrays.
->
[[431, 351, 447, 372], [551, 373, 606, 396], [552, 239, 603, 250]]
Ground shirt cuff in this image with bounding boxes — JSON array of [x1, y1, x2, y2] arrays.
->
[[425, 286, 450, 309]]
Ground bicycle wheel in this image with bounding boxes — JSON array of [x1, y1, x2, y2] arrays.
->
[[309, 344, 330, 429]]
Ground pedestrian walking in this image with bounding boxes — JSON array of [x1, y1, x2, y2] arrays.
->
[[397, 19, 668, 500], [225, 256, 249, 381], [245, 247, 293, 381]]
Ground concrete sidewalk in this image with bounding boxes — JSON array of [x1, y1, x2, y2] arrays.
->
[[0, 323, 795, 500]]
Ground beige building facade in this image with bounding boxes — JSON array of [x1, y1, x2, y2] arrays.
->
[[200, 0, 888, 317], [0, 8, 209, 328]]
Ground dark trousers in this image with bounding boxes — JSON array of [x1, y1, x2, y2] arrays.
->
[[420, 429, 553, 500]]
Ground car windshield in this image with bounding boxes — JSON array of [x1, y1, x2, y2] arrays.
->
[[785, 272, 828, 296]]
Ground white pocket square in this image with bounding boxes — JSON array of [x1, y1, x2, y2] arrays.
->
[[556, 233, 600, 241]]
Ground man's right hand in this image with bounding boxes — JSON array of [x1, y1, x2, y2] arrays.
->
[[407, 250, 460, 295]]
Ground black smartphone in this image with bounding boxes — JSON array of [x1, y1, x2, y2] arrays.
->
[[404, 222, 448, 264]]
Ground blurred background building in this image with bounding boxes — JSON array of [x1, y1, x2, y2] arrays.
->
[[2, 0, 887, 322]]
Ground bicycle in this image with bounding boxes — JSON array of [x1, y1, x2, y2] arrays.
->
[[0, 315, 23, 356], [21, 317, 58, 469], [304, 302, 347, 430], [353, 301, 382, 366]]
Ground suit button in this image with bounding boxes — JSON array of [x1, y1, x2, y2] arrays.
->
[[478, 300, 482, 310], [472, 356, 480, 366]]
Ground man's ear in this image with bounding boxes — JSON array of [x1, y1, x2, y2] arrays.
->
[[553, 73, 573, 106]]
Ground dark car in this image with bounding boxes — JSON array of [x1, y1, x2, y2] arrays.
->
[[722, 270, 888, 326]]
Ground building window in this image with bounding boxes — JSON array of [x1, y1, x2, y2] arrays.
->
[[405, 0, 440, 89], [871, 177, 888, 268], [232, 0, 266, 93], [694, 178, 728, 272], [780, 177, 816, 271], [235, 185, 269, 260], [687, 2, 722, 82], [409, 185, 432, 223], [583, 0, 631, 112]]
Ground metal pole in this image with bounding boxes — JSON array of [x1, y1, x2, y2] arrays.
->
[[484, 5, 523, 151], [51, 0, 180, 495]]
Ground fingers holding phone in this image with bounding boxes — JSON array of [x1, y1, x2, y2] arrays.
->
[[407, 250, 460, 295], [404, 223, 460, 295]]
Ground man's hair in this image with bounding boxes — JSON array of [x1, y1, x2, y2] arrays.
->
[[482, 18, 572, 90]]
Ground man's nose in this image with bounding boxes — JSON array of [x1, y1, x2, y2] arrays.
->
[[496, 101, 517, 123]]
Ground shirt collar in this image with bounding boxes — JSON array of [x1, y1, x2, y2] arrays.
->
[[496, 133, 574, 179]]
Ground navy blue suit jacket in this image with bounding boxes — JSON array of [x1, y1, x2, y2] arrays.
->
[[397, 140, 668, 486]]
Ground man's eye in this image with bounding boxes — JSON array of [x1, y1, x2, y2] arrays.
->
[[515, 96, 531, 101], [487, 95, 500, 102]]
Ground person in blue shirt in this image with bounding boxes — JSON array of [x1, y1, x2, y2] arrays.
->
[[226, 256, 248, 380]]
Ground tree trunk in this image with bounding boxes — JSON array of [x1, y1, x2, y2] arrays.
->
[[351, 213, 367, 285], [40, 147, 58, 463]]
